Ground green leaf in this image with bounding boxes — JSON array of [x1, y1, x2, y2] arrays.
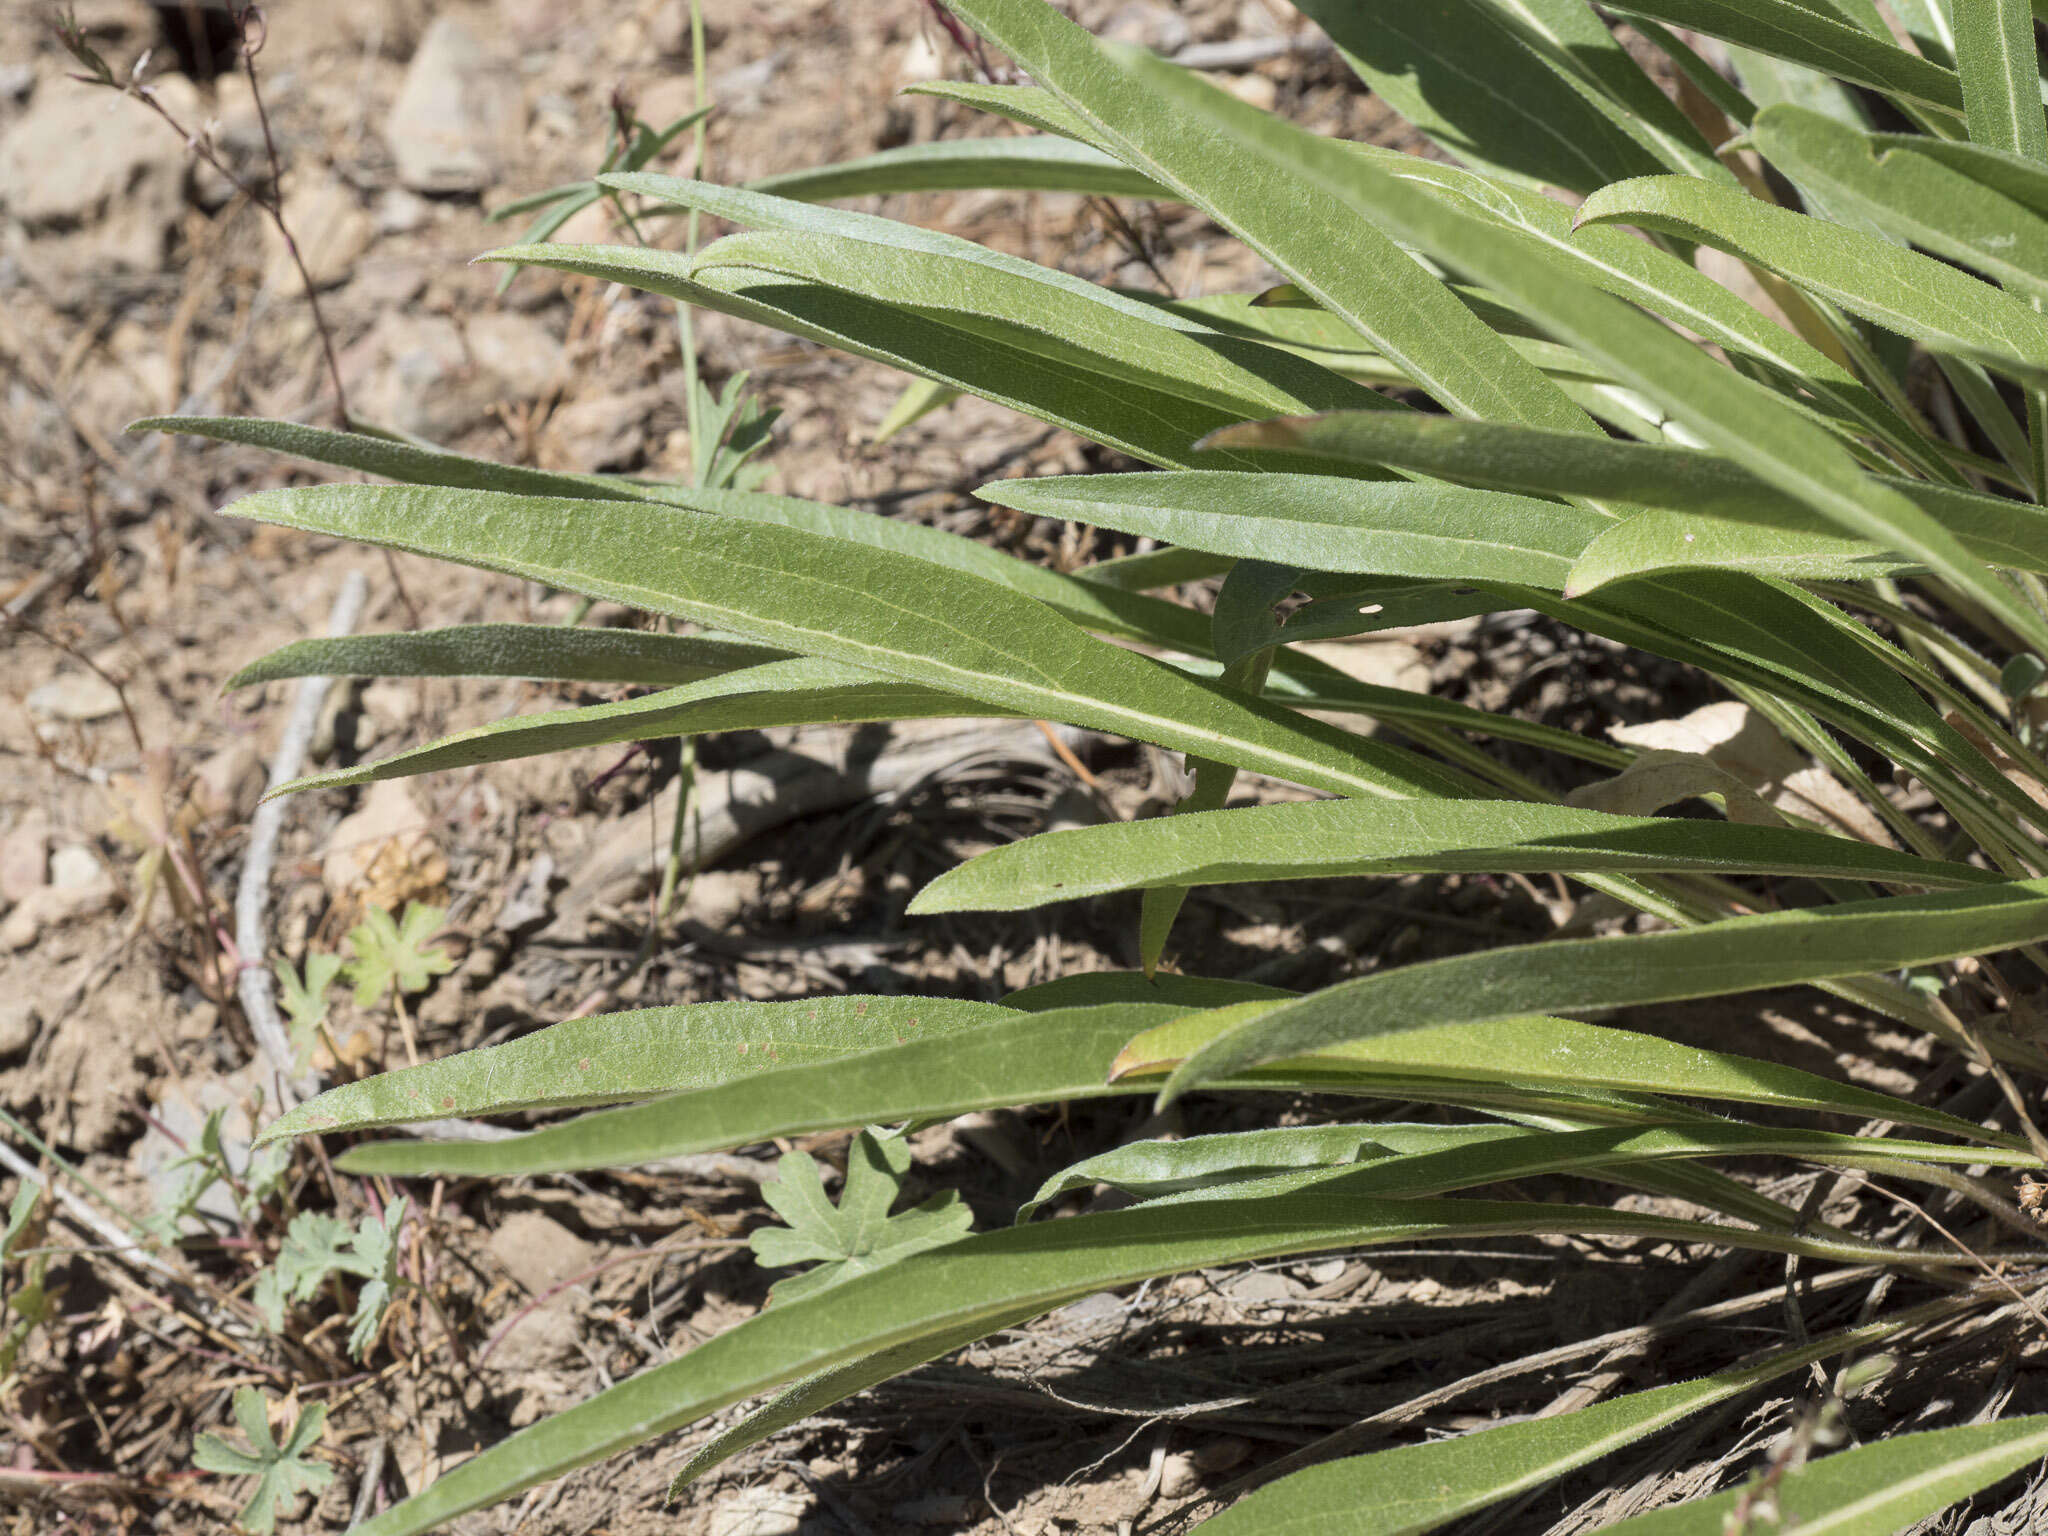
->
[[192, 1389, 334, 1535], [230, 626, 788, 689], [343, 902, 453, 1009], [344, 1197, 405, 1359], [1576, 174, 2048, 380], [976, 471, 1609, 588], [260, 996, 1017, 1142], [272, 659, 1005, 796], [1592, 0, 1965, 114], [911, 798, 1994, 914], [1193, 1326, 1976, 1535], [1955, 0, 2046, 161], [1015, 1122, 1525, 1223], [743, 135, 1168, 200], [323, 1003, 1183, 1178], [751, 1130, 974, 1304], [1206, 411, 2048, 580], [1869, 132, 2048, 216], [942, 0, 1594, 432], [223, 485, 1471, 803], [1158, 877, 2048, 1100], [259, 1211, 355, 1329], [1593, 1416, 2048, 1534], [1295, 0, 1722, 192], [2, 1182, 38, 1260], [1103, 47, 2048, 660], [137, 414, 1297, 660], [1001, 971, 1297, 1011], [871, 376, 961, 444], [1113, 1011, 2016, 1147], [336, 1189, 1979, 1536], [1750, 106, 2048, 304], [272, 952, 342, 1074]]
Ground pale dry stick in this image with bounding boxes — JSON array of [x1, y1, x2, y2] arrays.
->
[[237, 570, 369, 1109], [0, 1138, 178, 1283]]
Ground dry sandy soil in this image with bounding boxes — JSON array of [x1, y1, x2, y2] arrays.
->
[[6, 1, 2048, 1533]]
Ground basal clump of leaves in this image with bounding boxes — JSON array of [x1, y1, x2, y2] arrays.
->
[[139, 0, 2048, 1526]]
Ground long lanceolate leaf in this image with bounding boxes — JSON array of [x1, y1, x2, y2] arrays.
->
[[227, 626, 788, 689], [263, 997, 1016, 1135], [223, 485, 1469, 801], [976, 471, 1609, 586], [944, 0, 1597, 432], [1157, 877, 2048, 1099], [1592, 1416, 2048, 1535], [1294, 0, 1721, 192], [1575, 174, 2048, 379], [303, 990, 2016, 1179], [1750, 105, 2048, 304], [909, 799, 1995, 914], [267, 660, 1005, 796], [137, 416, 1224, 654], [1199, 1318, 2032, 1535], [744, 135, 1169, 200], [1205, 411, 2048, 579], [1091, 42, 2048, 659], [1954, 0, 2046, 162], [337, 1190, 2018, 1536], [1591, 0, 1966, 115]]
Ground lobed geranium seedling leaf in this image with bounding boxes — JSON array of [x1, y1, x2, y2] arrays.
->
[[191, 1387, 334, 1534], [273, 951, 344, 1071], [343, 902, 454, 1009], [750, 1129, 972, 1305]]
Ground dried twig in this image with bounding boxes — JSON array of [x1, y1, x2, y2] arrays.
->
[[236, 570, 368, 1108]]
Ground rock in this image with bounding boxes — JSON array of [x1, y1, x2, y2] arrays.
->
[[494, 855, 555, 934], [135, 1064, 268, 1228], [265, 176, 372, 291], [1158, 1452, 1202, 1500], [0, 74, 201, 298], [488, 1298, 582, 1372], [487, 1211, 594, 1294], [539, 385, 664, 472], [1102, 1, 1193, 53], [359, 680, 415, 736], [373, 186, 434, 236], [709, 1487, 808, 1536], [49, 845, 103, 890], [193, 739, 266, 823], [0, 815, 49, 905], [385, 16, 522, 194], [0, 1001, 39, 1057], [344, 310, 561, 441], [484, 1212, 595, 1371], [0, 74, 197, 226], [26, 672, 125, 723], [0, 869, 118, 950], [1224, 1269, 1304, 1305], [321, 779, 447, 916]]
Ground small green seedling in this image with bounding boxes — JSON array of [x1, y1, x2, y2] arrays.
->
[[193, 1387, 334, 1534], [343, 901, 453, 1009], [750, 1128, 972, 1305]]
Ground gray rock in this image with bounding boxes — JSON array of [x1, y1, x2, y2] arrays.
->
[[49, 845, 103, 891], [0, 75, 200, 298], [26, 672, 125, 723], [385, 17, 521, 194], [0, 1001, 39, 1057]]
